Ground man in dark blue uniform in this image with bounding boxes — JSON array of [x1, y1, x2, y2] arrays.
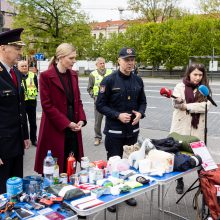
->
[[96, 47, 147, 212], [0, 28, 30, 193]]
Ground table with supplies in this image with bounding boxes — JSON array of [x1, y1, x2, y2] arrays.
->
[[0, 182, 158, 220], [0, 195, 78, 220], [0, 168, 201, 220], [65, 180, 158, 220]]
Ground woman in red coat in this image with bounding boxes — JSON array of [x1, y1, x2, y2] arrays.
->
[[34, 43, 87, 174]]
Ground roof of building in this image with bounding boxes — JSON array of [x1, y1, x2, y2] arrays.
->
[[90, 20, 129, 30]]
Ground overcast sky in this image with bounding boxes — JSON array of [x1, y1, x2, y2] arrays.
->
[[79, 0, 199, 22]]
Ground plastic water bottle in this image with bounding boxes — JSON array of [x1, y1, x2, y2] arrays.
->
[[43, 150, 55, 185], [53, 158, 59, 184]]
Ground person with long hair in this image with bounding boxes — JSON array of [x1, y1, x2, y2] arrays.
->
[[170, 63, 212, 194], [34, 43, 86, 174]]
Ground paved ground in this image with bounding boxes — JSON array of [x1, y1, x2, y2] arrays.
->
[[24, 77, 220, 220]]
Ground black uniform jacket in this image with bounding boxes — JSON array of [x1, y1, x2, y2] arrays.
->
[[96, 70, 147, 138], [0, 61, 29, 159]]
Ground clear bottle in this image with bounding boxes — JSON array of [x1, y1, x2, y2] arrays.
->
[[43, 150, 55, 185], [81, 157, 90, 171], [53, 158, 59, 184]]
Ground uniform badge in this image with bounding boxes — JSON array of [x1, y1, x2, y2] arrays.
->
[[0, 66, 3, 72], [100, 85, 106, 93], [127, 48, 132, 54]]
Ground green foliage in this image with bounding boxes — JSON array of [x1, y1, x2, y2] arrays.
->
[[199, 0, 220, 14], [9, 0, 220, 69], [10, 0, 93, 59], [99, 14, 220, 71], [127, 0, 184, 22], [87, 34, 107, 60]]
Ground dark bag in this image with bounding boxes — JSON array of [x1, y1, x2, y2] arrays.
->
[[174, 152, 192, 171], [151, 137, 181, 153], [168, 132, 200, 153], [199, 165, 220, 220], [46, 184, 84, 200]]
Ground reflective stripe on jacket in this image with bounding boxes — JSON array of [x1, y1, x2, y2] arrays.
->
[[23, 71, 38, 100]]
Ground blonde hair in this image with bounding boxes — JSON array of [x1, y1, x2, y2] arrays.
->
[[49, 43, 76, 67]]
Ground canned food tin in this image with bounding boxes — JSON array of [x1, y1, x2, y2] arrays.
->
[[80, 172, 89, 183], [70, 174, 79, 185], [6, 177, 23, 198], [95, 168, 103, 181], [60, 173, 67, 184], [81, 157, 90, 171], [89, 168, 96, 184]]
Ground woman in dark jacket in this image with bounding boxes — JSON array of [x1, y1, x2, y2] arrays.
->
[[34, 43, 87, 174]]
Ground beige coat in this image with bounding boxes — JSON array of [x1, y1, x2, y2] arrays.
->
[[170, 82, 211, 141]]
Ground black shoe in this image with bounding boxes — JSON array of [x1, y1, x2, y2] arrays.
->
[[107, 205, 116, 213], [176, 179, 184, 194], [32, 141, 37, 146], [78, 215, 86, 219], [125, 198, 137, 206]]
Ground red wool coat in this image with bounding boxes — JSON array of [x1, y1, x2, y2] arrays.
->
[[34, 65, 86, 174]]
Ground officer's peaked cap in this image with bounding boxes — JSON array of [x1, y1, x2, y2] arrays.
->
[[0, 28, 25, 46], [118, 47, 136, 58]]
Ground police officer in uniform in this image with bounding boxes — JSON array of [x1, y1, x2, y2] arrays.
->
[[96, 47, 147, 212], [0, 28, 30, 193], [87, 57, 112, 146], [18, 60, 38, 146]]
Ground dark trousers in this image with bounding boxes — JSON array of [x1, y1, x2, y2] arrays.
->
[[25, 100, 37, 143], [63, 130, 78, 173], [0, 155, 23, 194], [105, 135, 138, 160]]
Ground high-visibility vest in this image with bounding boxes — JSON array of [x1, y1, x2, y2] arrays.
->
[[22, 71, 38, 100], [92, 69, 112, 96]]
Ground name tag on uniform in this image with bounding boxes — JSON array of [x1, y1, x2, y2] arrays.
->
[[0, 90, 14, 97], [112, 88, 121, 91]]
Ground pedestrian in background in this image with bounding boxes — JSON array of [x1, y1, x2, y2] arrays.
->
[[96, 47, 147, 212], [87, 57, 112, 146], [34, 43, 87, 174], [170, 63, 211, 194], [18, 60, 38, 146], [0, 28, 30, 193]]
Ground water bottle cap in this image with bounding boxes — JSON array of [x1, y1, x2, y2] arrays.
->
[[47, 150, 52, 156]]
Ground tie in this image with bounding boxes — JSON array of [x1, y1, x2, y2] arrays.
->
[[10, 68, 18, 88]]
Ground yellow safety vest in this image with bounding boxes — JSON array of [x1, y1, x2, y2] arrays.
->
[[92, 69, 112, 96], [22, 72, 38, 101]]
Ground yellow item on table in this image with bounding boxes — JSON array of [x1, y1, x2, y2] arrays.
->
[[124, 181, 143, 188]]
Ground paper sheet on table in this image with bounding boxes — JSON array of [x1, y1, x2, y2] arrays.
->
[[190, 141, 217, 171]]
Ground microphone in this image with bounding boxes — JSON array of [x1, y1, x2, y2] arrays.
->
[[198, 85, 217, 107], [160, 87, 177, 99]]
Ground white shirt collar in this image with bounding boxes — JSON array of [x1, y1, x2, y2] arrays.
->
[[0, 60, 11, 74]]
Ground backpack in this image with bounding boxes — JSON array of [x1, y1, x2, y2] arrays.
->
[[199, 165, 220, 220]]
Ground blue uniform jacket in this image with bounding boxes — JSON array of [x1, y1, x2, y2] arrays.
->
[[0, 62, 29, 159], [96, 70, 147, 138]]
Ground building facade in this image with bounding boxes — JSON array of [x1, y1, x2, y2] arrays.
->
[[90, 20, 129, 39], [0, 0, 14, 32]]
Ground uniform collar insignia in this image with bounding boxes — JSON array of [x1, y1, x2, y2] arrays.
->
[[0, 66, 3, 72]]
